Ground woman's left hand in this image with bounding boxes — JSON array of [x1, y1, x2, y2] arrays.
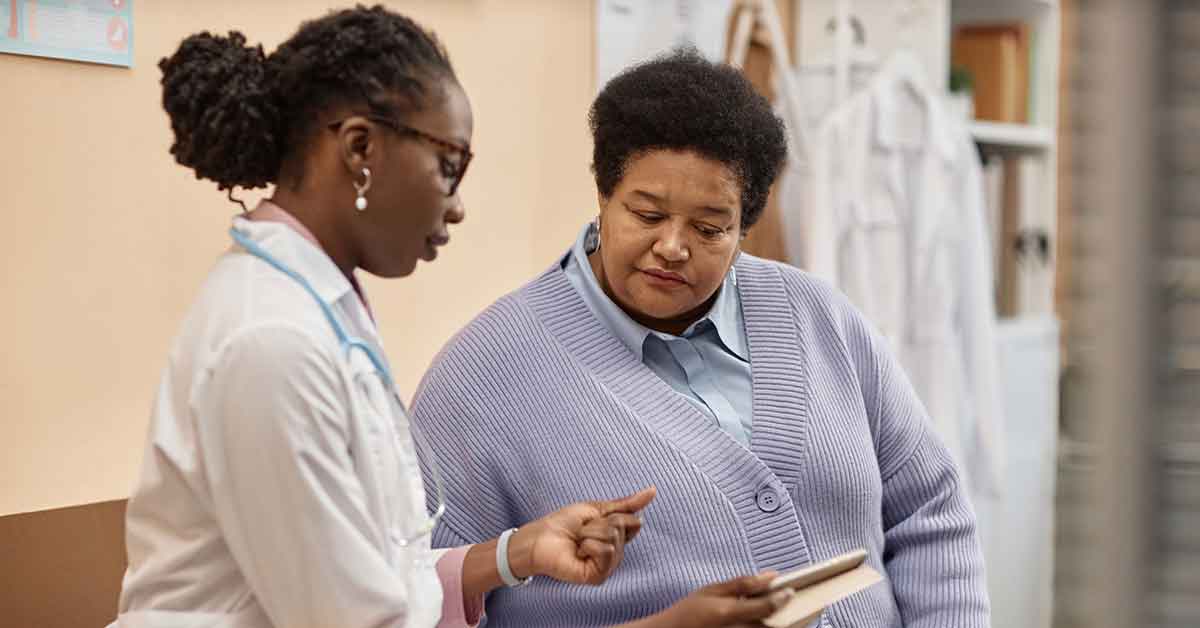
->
[[509, 486, 657, 585]]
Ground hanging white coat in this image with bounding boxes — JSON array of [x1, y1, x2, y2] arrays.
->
[[777, 54, 1005, 495]]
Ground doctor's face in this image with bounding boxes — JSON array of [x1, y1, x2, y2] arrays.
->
[[590, 150, 743, 335], [356, 80, 473, 278]]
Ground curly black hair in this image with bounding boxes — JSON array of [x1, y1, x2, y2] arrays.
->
[[589, 49, 787, 232], [158, 4, 455, 192]]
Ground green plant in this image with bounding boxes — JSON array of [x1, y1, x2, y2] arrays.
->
[[949, 65, 974, 93]]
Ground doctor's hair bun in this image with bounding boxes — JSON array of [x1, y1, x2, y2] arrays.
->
[[159, 30, 282, 192], [159, 6, 456, 195]]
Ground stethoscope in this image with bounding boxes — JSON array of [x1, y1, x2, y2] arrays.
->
[[229, 226, 446, 547]]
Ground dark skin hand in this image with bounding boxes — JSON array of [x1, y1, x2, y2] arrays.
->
[[618, 572, 791, 628], [460, 487, 657, 602], [457, 485, 787, 628]]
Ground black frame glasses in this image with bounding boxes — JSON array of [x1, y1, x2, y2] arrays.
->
[[327, 114, 473, 197]]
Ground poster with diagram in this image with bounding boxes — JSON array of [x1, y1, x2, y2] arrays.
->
[[1, 0, 133, 67]]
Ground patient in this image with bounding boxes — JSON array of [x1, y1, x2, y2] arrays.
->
[[412, 50, 989, 628]]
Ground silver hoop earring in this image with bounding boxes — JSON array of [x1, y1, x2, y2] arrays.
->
[[353, 167, 372, 211], [586, 215, 601, 252]]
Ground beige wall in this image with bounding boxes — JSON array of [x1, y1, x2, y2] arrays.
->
[[0, 0, 597, 516]]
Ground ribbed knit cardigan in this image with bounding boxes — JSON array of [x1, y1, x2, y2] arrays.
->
[[411, 253, 989, 628]]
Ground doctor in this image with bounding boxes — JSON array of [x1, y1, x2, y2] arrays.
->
[[114, 6, 784, 628]]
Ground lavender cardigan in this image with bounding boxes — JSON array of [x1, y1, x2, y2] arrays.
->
[[411, 253, 989, 628]]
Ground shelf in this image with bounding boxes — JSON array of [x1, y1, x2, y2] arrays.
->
[[952, 0, 1057, 26], [953, 0, 1058, 14], [955, 0, 1057, 6], [969, 121, 1054, 152]]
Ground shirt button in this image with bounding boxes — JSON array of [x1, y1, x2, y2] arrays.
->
[[756, 487, 781, 513]]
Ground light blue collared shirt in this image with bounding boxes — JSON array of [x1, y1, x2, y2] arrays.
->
[[562, 223, 754, 446]]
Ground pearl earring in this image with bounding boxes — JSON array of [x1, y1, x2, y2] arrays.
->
[[353, 167, 372, 211]]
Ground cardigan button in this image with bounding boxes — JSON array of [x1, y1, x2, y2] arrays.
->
[[756, 487, 781, 513]]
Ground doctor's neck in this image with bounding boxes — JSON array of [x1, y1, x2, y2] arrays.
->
[[268, 186, 362, 282]]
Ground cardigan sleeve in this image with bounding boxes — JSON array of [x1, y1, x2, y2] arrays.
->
[[844, 305, 992, 628], [412, 350, 512, 549]]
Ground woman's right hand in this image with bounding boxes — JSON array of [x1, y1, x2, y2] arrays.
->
[[624, 572, 790, 628], [509, 486, 657, 585]]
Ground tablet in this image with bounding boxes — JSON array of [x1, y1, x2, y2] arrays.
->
[[766, 549, 869, 594]]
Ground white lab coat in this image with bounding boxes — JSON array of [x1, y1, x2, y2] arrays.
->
[[111, 216, 444, 628], [776, 55, 1004, 495]]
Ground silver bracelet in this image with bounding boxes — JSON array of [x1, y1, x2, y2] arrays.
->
[[497, 528, 534, 588]]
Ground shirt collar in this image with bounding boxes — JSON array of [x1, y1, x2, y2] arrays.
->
[[563, 223, 748, 362], [706, 266, 749, 361], [231, 200, 356, 308]]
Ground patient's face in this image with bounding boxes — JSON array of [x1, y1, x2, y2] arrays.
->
[[590, 149, 742, 335]]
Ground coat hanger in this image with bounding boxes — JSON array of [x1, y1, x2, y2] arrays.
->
[[876, 48, 933, 109], [791, 0, 878, 108], [803, 15, 881, 72]]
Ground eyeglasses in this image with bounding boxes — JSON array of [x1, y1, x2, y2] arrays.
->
[[327, 114, 473, 197]]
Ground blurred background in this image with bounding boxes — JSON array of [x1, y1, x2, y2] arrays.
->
[[0, 1, 1194, 627]]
